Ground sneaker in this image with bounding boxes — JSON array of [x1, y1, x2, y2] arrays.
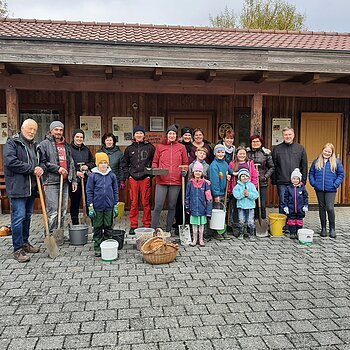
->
[[23, 243, 40, 254], [129, 228, 136, 235], [238, 234, 244, 240], [213, 232, 225, 241], [249, 235, 256, 242], [13, 249, 30, 263], [222, 232, 232, 240]]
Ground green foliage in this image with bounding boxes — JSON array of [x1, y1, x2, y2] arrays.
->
[[0, 0, 8, 17], [210, 0, 307, 31]]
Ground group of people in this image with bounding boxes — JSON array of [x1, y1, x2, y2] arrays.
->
[[4, 119, 344, 262]]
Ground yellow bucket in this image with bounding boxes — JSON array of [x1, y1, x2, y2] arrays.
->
[[268, 213, 287, 237], [117, 202, 125, 219]]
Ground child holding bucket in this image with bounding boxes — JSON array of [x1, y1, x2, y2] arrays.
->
[[87, 153, 119, 257], [185, 162, 213, 247], [282, 168, 309, 240], [233, 168, 259, 240], [209, 144, 232, 240]]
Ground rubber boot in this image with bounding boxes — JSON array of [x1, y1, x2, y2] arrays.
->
[[320, 227, 327, 237], [238, 226, 244, 240], [329, 225, 336, 238], [93, 228, 103, 257], [249, 227, 256, 241], [190, 227, 198, 246], [289, 226, 297, 240], [198, 225, 205, 247]]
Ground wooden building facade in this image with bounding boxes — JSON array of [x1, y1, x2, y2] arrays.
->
[[1, 19, 350, 211]]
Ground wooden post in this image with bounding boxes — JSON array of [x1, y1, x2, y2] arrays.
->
[[251, 93, 263, 136], [6, 88, 19, 137]]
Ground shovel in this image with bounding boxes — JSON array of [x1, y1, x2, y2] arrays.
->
[[255, 164, 269, 237], [36, 175, 59, 258], [53, 174, 65, 245], [178, 167, 191, 245], [79, 170, 92, 229]]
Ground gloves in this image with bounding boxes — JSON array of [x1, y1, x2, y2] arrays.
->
[[88, 205, 96, 219], [283, 207, 289, 215], [302, 206, 308, 212], [120, 181, 125, 190], [113, 204, 119, 218], [181, 170, 187, 177]]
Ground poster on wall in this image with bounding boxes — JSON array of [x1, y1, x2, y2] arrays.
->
[[0, 114, 8, 144], [112, 117, 133, 145], [80, 116, 102, 145], [272, 118, 292, 145], [146, 132, 166, 146]]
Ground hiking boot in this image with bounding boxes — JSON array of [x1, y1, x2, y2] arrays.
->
[[213, 232, 225, 241], [23, 243, 40, 254], [329, 228, 336, 238], [320, 228, 327, 237], [129, 228, 136, 235], [13, 249, 30, 263], [222, 232, 232, 240]]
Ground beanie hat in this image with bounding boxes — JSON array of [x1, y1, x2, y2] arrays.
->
[[238, 168, 250, 180], [72, 128, 85, 139], [291, 168, 302, 181], [95, 152, 109, 165], [50, 121, 64, 131], [181, 127, 194, 137], [133, 125, 145, 135], [166, 124, 178, 134], [214, 144, 225, 154], [193, 161, 204, 173]]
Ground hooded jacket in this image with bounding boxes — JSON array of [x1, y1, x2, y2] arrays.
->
[[282, 183, 308, 217], [209, 157, 232, 197], [121, 140, 155, 180], [4, 133, 40, 198], [233, 180, 259, 210], [86, 167, 119, 211], [152, 140, 188, 186], [185, 178, 213, 217]]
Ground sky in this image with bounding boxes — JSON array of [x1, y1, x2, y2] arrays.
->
[[5, 0, 350, 33]]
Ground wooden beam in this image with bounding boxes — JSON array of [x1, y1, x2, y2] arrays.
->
[[52, 64, 63, 78], [303, 73, 320, 85], [0, 63, 10, 76], [255, 71, 268, 84], [153, 68, 162, 81], [105, 67, 113, 80], [6, 88, 19, 137], [204, 70, 216, 83], [251, 94, 263, 135]]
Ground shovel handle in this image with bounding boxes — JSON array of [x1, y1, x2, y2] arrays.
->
[[36, 175, 50, 237], [57, 174, 63, 230]]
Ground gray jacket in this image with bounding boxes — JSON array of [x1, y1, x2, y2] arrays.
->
[[39, 134, 77, 186]]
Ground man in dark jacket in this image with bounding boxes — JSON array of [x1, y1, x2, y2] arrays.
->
[[4, 119, 44, 262], [39, 121, 77, 234], [121, 125, 155, 234], [272, 127, 308, 214]]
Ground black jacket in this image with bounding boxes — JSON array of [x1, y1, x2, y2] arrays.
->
[[121, 140, 155, 180], [247, 147, 274, 187], [70, 142, 95, 182], [4, 133, 39, 198], [271, 142, 308, 185]]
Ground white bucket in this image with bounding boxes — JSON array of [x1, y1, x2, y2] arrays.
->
[[298, 228, 314, 246], [100, 239, 119, 261], [210, 209, 226, 230]]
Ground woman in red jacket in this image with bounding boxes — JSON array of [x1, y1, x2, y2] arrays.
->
[[151, 124, 189, 232]]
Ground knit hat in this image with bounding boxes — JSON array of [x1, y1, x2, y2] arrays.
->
[[238, 168, 250, 180], [50, 121, 64, 131], [181, 127, 194, 137], [291, 168, 302, 181], [72, 128, 85, 139], [193, 161, 204, 173], [95, 152, 109, 165], [166, 124, 178, 134], [133, 125, 145, 135], [214, 144, 225, 154]]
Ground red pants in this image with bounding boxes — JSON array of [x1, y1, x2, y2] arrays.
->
[[129, 177, 152, 228]]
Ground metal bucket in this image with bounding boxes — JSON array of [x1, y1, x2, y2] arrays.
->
[[209, 203, 226, 230], [69, 224, 88, 245]]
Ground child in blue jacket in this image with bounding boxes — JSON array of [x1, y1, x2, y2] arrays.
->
[[87, 153, 119, 256], [185, 162, 212, 247], [233, 168, 259, 240], [282, 168, 309, 240]]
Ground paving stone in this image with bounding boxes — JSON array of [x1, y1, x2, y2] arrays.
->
[[63, 334, 92, 348], [237, 336, 267, 349], [35, 335, 65, 349], [8, 336, 38, 350], [159, 341, 187, 350], [91, 332, 120, 346], [184, 339, 214, 350], [312, 331, 343, 346], [262, 334, 294, 349]]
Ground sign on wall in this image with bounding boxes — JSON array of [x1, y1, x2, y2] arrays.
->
[[272, 118, 292, 145], [112, 117, 133, 146], [80, 116, 102, 145], [0, 114, 8, 144], [146, 132, 166, 146]]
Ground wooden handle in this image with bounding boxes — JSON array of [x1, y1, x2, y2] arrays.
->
[[255, 164, 261, 208], [57, 174, 63, 230], [224, 171, 229, 208], [81, 175, 87, 211], [36, 175, 50, 237]]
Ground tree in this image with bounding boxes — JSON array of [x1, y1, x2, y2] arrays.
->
[[209, 5, 237, 28], [0, 0, 8, 17], [209, 0, 307, 31]]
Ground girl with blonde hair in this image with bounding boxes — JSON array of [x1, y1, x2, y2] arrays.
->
[[309, 143, 344, 238]]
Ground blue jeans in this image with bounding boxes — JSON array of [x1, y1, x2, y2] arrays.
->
[[277, 184, 289, 214], [238, 208, 255, 230], [10, 193, 36, 251]]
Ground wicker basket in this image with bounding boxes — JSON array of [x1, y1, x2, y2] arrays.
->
[[141, 229, 179, 265]]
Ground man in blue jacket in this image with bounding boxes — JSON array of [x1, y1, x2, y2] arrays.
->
[[4, 119, 44, 262]]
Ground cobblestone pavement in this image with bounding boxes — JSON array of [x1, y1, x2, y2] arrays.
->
[[0, 208, 350, 350]]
